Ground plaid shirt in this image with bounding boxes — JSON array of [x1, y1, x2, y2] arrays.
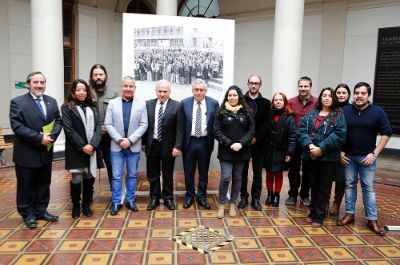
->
[[297, 109, 347, 162]]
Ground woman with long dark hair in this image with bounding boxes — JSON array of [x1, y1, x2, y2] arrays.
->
[[264, 92, 296, 207], [330, 84, 351, 215], [214, 86, 254, 218], [297, 87, 346, 227], [62, 79, 103, 218]]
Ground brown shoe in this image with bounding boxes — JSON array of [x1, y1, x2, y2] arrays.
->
[[367, 220, 384, 236], [330, 203, 340, 216], [336, 213, 355, 226]]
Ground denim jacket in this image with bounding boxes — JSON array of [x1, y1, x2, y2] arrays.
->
[[297, 109, 347, 162]]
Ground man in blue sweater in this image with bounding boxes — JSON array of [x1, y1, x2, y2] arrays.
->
[[337, 82, 392, 236]]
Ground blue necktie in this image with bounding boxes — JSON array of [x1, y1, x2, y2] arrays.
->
[[157, 102, 164, 140], [35, 98, 45, 115]]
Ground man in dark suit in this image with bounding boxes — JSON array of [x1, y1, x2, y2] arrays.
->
[[180, 79, 219, 209], [143, 80, 183, 211], [9, 71, 62, 229]]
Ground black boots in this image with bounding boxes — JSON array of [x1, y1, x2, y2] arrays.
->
[[82, 177, 95, 217], [70, 182, 81, 219], [265, 192, 273, 205], [272, 192, 280, 207], [237, 197, 249, 209]]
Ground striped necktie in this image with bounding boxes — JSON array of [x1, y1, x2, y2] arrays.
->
[[157, 102, 164, 140]]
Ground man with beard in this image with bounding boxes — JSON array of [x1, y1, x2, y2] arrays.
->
[[89, 64, 119, 189], [9, 71, 63, 228], [337, 82, 391, 236]]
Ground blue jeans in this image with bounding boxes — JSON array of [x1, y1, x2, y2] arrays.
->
[[219, 160, 245, 204], [344, 155, 377, 220], [110, 149, 140, 204]]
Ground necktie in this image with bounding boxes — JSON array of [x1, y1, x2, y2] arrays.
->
[[195, 102, 202, 137], [35, 98, 45, 115], [157, 102, 164, 140]]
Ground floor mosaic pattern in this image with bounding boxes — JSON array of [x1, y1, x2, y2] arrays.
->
[[0, 154, 399, 264]]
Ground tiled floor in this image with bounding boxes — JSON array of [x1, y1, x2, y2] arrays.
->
[[0, 155, 399, 264]]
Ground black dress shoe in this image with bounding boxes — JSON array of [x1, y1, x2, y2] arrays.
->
[[147, 199, 160, 211], [183, 197, 194, 209], [126, 201, 138, 212], [237, 197, 248, 209], [197, 199, 211, 209], [251, 200, 262, 211], [24, 218, 37, 229], [37, 212, 59, 222], [110, 203, 122, 215], [164, 199, 175, 210]]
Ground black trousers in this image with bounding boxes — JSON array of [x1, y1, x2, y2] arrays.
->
[[240, 145, 266, 201], [308, 160, 335, 224], [101, 133, 113, 188], [146, 140, 175, 200], [287, 146, 311, 199], [183, 137, 211, 200], [15, 164, 52, 220]]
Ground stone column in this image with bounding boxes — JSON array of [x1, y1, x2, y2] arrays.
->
[[157, 0, 178, 16], [31, 0, 64, 151], [271, 0, 305, 98]]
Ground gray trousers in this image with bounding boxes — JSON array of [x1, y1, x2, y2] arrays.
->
[[218, 160, 246, 204]]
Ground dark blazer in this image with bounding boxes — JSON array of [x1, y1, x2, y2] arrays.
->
[[214, 107, 255, 161], [264, 113, 296, 172], [180, 96, 219, 153], [9, 93, 62, 168], [143, 98, 183, 158], [61, 103, 104, 170], [244, 92, 271, 146]]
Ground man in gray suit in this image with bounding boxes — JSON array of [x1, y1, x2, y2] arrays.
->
[[105, 76, 148, 215], [143, 80, 183, 211]]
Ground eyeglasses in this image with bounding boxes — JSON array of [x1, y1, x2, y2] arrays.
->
[[248, 82, 260, 86]]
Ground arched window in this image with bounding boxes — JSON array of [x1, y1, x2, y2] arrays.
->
[[126, 0, 154, 14], [179, 0, 219, 18]]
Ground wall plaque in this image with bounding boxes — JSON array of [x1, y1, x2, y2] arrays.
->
[[373, 27, 400, 135]]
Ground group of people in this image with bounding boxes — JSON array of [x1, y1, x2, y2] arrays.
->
[[9, 68, 391, 236]]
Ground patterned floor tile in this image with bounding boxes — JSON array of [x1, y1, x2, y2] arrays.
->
[[122, 229, 148, 239], [87, 239, 118, 251], [8, 229, 39, 239], [287, 236, 314, 247], [225, 218, 247, 227], [177, 252, 206, 265], [112, 252, 144, 265], [348, 246, 384, 259], [376, 246, 400, 258], [228, 227, 254, 237], [323, 247, 354, 260], [148, 239, 174, 251], [58, 240, 87, 251], [14, 254, 47, 265], [0, 254, 17, 265], [247, 217, 272, 226], [25, 239, 59, 252], [81, 253, 111, 265], [272, 217, 295, 226], [311, 235, 341, 246], [267, 249, 297, 263], [75, 219, 99, 228], [294, 248, 328, 261], [146, 252, 173, 264], [237, 250, 269, 264], [95, 229, 120, 239], [151, 228, 173, 238], [119, 240, 145, 251], [233, 238, 259, 249], [154, 211, 173, 219], [337, 235, 366, 245], [0, 240, 29, 252], [278, 226, 305, 236], [177, 219, 198, 227], [209, 251, 237, 264], [303, 226, 329, 235], [259, 237, 288, 248], [46, 253, 81, 265], [65, 229, 95, 239], [254, 227, 278, 236], [151, 218, 174, 227], [100, 219, 125, 228]]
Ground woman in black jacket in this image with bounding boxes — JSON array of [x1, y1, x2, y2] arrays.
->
[[214, 86, 255, 218], [264, 92, 296, 207], [62, 79, 103, 218], [329, 83, 351, 215]]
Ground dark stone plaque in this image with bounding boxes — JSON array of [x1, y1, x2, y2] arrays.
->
[[373, 27, 400, 135]]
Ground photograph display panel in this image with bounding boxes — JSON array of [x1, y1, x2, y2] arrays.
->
[[123, 13, 235, 102]]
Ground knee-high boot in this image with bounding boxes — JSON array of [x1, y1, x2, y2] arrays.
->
[[70, 182, 81, 219], [82, 177, 95, 217]]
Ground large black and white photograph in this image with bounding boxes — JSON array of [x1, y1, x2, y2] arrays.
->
[[123, 14, 234, 102]]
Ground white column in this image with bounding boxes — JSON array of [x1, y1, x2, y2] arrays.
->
[[31, 0, 65, 151], [157, 0, 177, 16], [271, 0, 305, 98]]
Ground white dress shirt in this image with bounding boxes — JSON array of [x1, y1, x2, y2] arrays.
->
[[191, 98, 207, 137], [153, 98, 168, 139]]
